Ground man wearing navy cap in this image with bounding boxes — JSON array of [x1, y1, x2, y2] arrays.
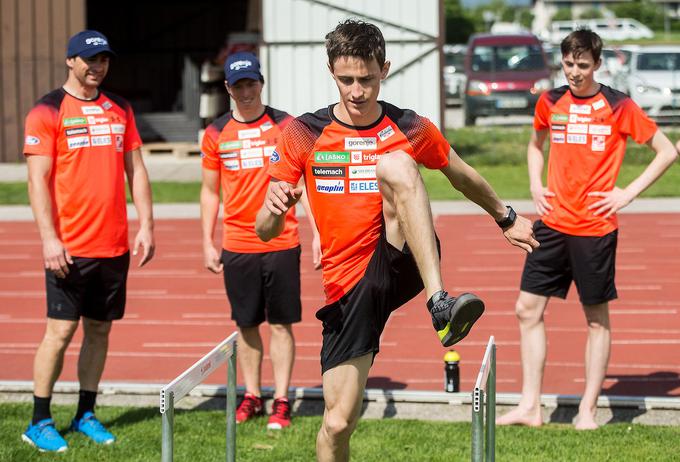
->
[[200, 51, 319, 430], [21, 29, 154, 451]]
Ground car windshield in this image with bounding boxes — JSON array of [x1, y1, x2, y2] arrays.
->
[[637, 52, 680, 71], [445, 52, 465, 71], [471, 44, 545, 72]]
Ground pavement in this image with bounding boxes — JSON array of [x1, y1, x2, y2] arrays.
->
[[2, 154, 680, 220]]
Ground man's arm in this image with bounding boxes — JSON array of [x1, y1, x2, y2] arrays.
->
[[255, 179, 303, 242], [296, 177, 322, 269], [27, 155, 73, 278], [440, 147, 539, 253], [200, 168, 223, 273], [588, 129, 678, 218], [124, 148, 155, 266], [527, 129, 554, 216]]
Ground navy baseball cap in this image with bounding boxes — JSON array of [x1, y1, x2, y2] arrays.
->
[[224, 52, 263, 85], [66, 30, 115, 58]]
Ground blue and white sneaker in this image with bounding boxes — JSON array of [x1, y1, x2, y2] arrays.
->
[[70, 411, 115, 444], [22, 418, 68, 452]]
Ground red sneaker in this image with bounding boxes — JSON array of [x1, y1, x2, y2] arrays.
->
[[235, 393, 264, 423], [267, 397, 291, 429]]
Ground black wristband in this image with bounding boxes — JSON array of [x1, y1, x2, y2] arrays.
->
[[496, 206, 516, 229]]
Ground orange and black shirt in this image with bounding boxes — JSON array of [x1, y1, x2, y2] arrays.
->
[[535, 85, 657, 237], [23, 88, 142, 258], [269, 101, 450, 304], [202, 106, 299, 253]]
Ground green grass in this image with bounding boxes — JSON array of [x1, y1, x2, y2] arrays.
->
[[1, 128, 678, 204], [2, 403, 679, 461]]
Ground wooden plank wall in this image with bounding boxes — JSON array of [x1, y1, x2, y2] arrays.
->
[[0, 0, 85, 163]]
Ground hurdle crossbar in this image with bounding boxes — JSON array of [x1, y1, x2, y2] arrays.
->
[[471, 335, 496, 462], [160, 332, 238, 462]]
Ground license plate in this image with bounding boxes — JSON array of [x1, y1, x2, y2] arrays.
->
[[496, 97, 528, 109]]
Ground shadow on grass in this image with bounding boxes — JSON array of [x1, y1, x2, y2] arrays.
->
[[106, 406, 158, 430]]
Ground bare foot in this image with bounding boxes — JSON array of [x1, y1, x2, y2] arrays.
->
[[574, 412, 599, 430], [496, 406, 542, 427]]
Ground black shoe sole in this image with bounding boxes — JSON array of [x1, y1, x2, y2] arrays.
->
[[441, 293, 485, 347]]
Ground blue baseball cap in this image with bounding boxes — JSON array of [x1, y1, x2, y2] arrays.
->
[[66, 30, 115, 58], [224, 52, 263, 86]]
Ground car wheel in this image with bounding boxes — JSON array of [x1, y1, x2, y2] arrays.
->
[[464, 109, 476, 126]]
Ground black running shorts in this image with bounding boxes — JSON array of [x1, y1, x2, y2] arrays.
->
[[221, 246, 302, 327], [315, 231, 440, 374], [520, 220, 618, 305], [45, 251, 130, 321]]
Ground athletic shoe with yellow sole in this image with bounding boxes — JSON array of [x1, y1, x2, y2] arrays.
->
[[428, 291, 484, 347]]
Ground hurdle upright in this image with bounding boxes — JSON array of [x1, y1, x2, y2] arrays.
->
[[160, 332, 238, 462], [471, 335, 496, 462]]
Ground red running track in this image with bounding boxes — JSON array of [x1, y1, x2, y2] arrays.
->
[[0, 214, 678, 397]]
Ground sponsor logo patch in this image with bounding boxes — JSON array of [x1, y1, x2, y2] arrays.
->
[[551, 133, 565, 143], [110, 124, 125, 134], [270, 150, 280, 163], [91, 135, 112, 146], [223, 159, 239, 170], [63, 117, 87, 127], [263, 146, 275, 157], [314, 151, 350, 163], [260, 121, 273, 132], [25, 135, 40, 145], [348, 165, 377, 179], [220, 152, 238, 159], [67, 136, 90, 149], [115, 135, 124, 152], [349, 180, 379, 193], [567, 124, 588, 134], [377, 125, 395, 142], [362, 152, 381, 163], [550, 113, 569, 123], [81, 105, 104, 115], [315, 179, 344, 194], [569, 114, 591, 123], [219, 141, 242, 151], [238, 128, 260, 139], [592, 99, 606, 111], [345, 137, 377, 150], [351, 151, 363, 164], [65, 127, 88, 136], [312, 166, 346, 177], [589, 124, 611, 135], [240, 147, 263, 159], [101, 101, 112, 110], [567, 134, 587, 144], [591, 135, 606, 151], [551, 124, 566, 131], [87, 116, 108, 125], [569, 104, 591, 115], [241, 157, 264, 169], [89, 124, 111, 135]]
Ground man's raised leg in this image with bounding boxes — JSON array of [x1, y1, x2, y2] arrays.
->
[[316, 353, 372, 462], [574, 302, 610, 430], [497, 291, 548, 427]]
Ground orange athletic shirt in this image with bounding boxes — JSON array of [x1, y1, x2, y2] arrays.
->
[[269, 101, 450, 304], [535, 85, 657, 237], [202, 106, 299, 253], [23, 88, 142, 258]]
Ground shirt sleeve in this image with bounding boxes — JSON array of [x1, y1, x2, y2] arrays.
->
[[123, 107, 143, 152], [533, 93, 550, 131], [201, 124, 221, 171], [23, 105, 58, 157], [616, 98, 657, 144], [268, 119, 307, 184], [409, 116, 450, 170]]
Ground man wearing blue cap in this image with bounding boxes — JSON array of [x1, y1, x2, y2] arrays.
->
[[201, 51, 319, 430], [21, 29, 154, 452]]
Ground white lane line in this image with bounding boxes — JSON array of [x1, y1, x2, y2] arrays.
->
[[610, 309, 677, 315], [611, 339, 680, 345], [575, 377, 680, 383]]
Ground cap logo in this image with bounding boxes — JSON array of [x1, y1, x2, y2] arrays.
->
[[85, 37, 108, 46], [230, 60, 252, 71]]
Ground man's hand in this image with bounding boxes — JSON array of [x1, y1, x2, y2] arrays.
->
[[587, 187, 633, 218], [264, 182, 303, 216], [133, 227, 155, 267], [203, 244, 224, 274], [502, 215, 539, 253], [530, 185, 555, 216], [43, 237, 73, 278]]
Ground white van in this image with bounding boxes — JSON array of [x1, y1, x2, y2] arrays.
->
[[548, 18, 653, 44]]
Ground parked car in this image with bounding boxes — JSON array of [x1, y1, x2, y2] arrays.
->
[[552, 46, 632, 91], [443, 44, 466, 105], [545, 18, 654, 44], [463, 33, 552, 126], [615, 45, 680, 120]]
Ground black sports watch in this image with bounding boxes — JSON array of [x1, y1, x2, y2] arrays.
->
[[496, 206, 516, 229]]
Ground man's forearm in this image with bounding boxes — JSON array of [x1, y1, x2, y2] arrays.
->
[[255, 207, 287, 241], [28, 173, 58, 241], [527, 144, 545, 190], [200, 186, 220, 247], [130, 167, 154, 230]]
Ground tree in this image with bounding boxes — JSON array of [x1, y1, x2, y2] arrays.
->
[[444, 0, 476, 43], [611, 0, 665, 30]]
